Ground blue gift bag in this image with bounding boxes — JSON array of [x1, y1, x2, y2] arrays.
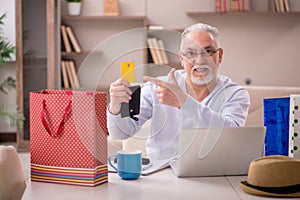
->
[[263, 97, 290, 156]]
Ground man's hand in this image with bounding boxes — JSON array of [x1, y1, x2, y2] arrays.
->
[[109, 79, 132, 115], [143, 68, 187, 108]]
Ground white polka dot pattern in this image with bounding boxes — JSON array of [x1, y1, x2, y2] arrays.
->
[[30, 90, 108, 168], [289, 95, 300, 159]]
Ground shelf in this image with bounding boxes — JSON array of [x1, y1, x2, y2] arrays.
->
[[187, 11, 300, 17], [146, 62, 182, 69], [53, 8, 149, 90], [62, 15, 147, 21], [61, 51, 101, 57], [3, 60, 16, 63], [147, 28, 183, 34]]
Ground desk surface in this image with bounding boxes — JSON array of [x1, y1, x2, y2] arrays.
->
[[22, 168, 295, 200]]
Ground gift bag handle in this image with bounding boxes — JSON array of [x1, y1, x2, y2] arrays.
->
[[41, 96, 72, 138]]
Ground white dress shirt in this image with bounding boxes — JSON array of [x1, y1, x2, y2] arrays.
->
[[107, 70, 250, 159]]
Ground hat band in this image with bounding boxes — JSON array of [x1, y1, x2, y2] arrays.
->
[[244, 182, 300, 194]]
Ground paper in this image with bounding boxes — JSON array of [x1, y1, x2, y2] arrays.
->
[[108, 156, 176, 175], [141, 156, 176, 175], [289, 95, 300, 159]]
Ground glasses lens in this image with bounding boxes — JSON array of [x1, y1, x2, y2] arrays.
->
[[183, 48, 219, 60], [185, 50, 197, 58]]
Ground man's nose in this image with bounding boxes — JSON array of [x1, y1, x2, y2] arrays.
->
[[194, 52, 206, 63]]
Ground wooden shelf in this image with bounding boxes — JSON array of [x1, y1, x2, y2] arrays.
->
[[62, 15, 147, 21], [187, 11, 300, 17], [61, 51, 101, 57], [148, 28, 183, 34], [146, 62, 182, 69], [50, 3, 149, 90]]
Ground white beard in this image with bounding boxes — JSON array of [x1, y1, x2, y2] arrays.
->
[[190, 65, 214, 86]]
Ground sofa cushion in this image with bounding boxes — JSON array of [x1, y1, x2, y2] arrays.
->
[[0, 145, 26, 200]]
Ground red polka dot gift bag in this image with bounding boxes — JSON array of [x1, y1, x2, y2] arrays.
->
[[30, 90, 108, 186]]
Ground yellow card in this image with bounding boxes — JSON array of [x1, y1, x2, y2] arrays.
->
[[121, 62, 135, 83]]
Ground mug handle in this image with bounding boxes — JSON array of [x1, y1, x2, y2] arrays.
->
[[108, 154, 118, 172]]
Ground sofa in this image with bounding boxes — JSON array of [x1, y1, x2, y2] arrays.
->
[[108, 85, 300, 154], [244, 85, 300, 126]]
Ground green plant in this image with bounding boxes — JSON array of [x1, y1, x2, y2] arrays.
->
[[0, 76, 15, 94], [0, 14, 15, 64], [0, 13, 24, 129]]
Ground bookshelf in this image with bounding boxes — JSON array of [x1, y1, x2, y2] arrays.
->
[[61, 15, 147, 90], [187, 0, 300, 17], [145, 28, 183, 77], [187, 11, 300, 17], [47, 1, 147, 91], [60, 15, 147, 63]]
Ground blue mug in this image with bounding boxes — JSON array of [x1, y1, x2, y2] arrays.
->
[[108, 150, 142, 180]]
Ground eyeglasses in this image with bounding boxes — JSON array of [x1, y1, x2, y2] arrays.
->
[[181, 48, 220, 59]]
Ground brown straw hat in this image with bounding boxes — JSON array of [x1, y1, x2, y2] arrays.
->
[[240, 155, 300, 197]]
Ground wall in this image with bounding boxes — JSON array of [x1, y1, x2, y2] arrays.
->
[[145, 0, 300, 86], [64, 0, 300, 87]]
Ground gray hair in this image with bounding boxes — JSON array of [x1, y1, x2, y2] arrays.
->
[[180, 23, 220, 51]]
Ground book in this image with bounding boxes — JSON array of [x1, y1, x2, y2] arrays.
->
[[61, 60, 70, 89], [268, 0, 276, 12], [60, 33, 66, 52], [68, 60, 80, 89], [151, 38, 164, 65], [275, 0, 285, 12], [65, 26, 82, 53], [215, 0, 222, 12], [61, 25, 72, 53], [223, 0, 230, 12], [243, 0, 251, 11], [147, 48, 154, 64], [275, 0, 279, 11], [239, 0, 243, 11], [63, 60, 75, 89], [231, 0, 240, 12], [65, 61, 74, 88], [278, 0, 285, 12], [147, 38, 159, 65], [284, 0, 290, 12], [157, 39, 169, 65]]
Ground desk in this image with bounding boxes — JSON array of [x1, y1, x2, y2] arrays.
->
[[22, 168, 295, 200]]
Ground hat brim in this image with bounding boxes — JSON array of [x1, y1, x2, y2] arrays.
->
[[240, 181, 300, 198]]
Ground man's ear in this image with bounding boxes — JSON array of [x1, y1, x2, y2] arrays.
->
[[218, 48, 224, 63], [179, 53, 184, 66]]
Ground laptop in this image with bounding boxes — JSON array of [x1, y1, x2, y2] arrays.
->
[[170, 126, 266, 177]]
